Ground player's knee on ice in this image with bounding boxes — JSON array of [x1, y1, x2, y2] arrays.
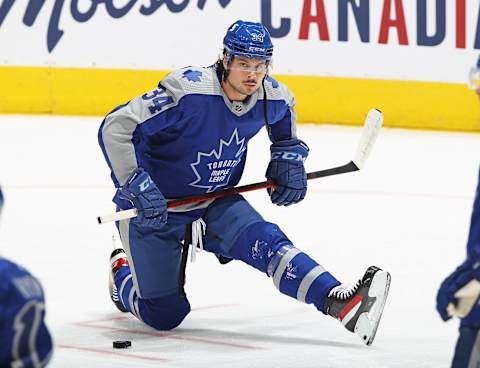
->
[[140, 294, 191, 331]]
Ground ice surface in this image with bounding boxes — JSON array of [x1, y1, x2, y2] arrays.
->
[[0, 114, 479, 367]]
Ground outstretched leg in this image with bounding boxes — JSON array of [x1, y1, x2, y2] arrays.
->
[[203, 195, 390, 345], [227, 221, 340, 311]]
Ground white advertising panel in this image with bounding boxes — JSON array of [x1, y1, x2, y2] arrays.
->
[[1, 0, 480, 82]]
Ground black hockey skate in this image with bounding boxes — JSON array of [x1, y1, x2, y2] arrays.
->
[[109, 248, 129, 313], [324, 266, 391, 346]]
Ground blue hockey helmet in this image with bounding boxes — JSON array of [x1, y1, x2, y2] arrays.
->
[[223, 20, 273, 63]]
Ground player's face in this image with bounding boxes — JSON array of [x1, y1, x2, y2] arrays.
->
[[224, 56, 268, 99]]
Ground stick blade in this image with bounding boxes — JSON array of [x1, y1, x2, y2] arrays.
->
[[353, 109, 383, 170]]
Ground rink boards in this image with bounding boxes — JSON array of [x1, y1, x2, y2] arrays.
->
[[1, 65, 479, 132], [2, 1, 480, 131]]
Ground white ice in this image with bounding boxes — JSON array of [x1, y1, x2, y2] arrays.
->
[[0, 114, 479, 368]]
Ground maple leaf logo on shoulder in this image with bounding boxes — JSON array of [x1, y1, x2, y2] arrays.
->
[[182, 69, 203, 82], [189, 129, 246, 192], [265, 75, 279, 88]]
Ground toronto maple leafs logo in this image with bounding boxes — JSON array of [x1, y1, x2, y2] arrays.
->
[[251, 240, 268, 260], [182, 69, 202, 82], [265, 75, 279, 88], [189, 129, 246, 192], [285, 263, 297, 280]]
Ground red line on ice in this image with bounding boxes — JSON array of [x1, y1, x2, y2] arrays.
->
[[77, 304, 237, 325], [57, 344, 169, 362], [76, 321, 261, 350]]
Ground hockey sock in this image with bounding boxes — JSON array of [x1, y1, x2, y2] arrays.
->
[[114, 266, 142, 320], [229, 222, 340, 312]]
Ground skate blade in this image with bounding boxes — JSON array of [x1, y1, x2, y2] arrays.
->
[[354, 270, 391, 346]]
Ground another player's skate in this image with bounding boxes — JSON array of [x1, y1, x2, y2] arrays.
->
[[109, 248, 129, 313], [324, 266, 391, 346]]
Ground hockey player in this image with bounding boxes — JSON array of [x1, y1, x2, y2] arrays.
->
[[0, 186, 53, 367], [437, 168, 480, 367], [436, 58, 480, 367], [469, 56, 480, 93], [99, 20, 391, 345]]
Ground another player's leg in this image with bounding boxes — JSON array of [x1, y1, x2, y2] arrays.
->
[[109, 220, 191, 330], [448, 306, 480, 367], [451, 327, 480, 367], [203, 195, 390, 345], [436, 168, 480, 364]]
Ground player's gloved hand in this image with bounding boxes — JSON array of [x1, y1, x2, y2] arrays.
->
[[113, 168, 167, 230], [265, 138, 309, 206], [436, 259, 480, 321]]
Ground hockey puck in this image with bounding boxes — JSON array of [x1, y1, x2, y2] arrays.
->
[[113, 340, 131, 349]]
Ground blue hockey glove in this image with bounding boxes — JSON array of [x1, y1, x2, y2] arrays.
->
[[265, 139, 309, 206], [113, 168, 167, 230], [436, 259, 480, 321]]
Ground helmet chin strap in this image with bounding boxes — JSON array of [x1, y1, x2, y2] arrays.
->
[[262, 76, 269, 126]]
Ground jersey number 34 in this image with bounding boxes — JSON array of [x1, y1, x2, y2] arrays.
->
[[142, 87, 174, 115]]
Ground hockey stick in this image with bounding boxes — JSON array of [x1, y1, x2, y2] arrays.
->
[[97, 108, 383, 224]]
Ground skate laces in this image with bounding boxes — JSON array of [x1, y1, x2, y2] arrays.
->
[[190, 218, 206, 262], [111, 283, 120, 302], [329, 280, 362, 300]]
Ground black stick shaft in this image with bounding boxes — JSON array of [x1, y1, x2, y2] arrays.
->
[[167, 161, 359, 209]]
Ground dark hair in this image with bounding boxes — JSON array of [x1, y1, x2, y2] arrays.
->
[[214, 50, 230, 82]]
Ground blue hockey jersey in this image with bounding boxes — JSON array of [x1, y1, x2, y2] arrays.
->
[[98, 66, 297, 224], [467, 169, 480, 260], [0, 257, 53, 367]]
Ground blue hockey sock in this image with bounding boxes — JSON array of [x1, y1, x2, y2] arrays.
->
[[229, 222, 340, 313], [114, 266, 142, 319]]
